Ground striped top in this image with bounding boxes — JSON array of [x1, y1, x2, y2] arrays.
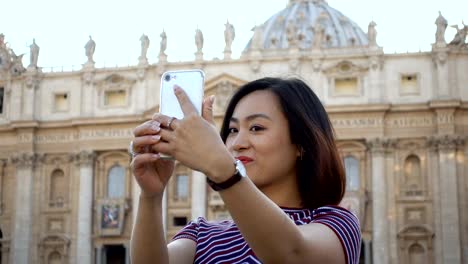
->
[[172, 206, 361, 264]]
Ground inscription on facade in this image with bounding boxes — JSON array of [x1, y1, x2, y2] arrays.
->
[[30, 128, 134, 143], [331, 117, 383, 128], [331, 115, 434, 129], [385, 116, 433, 128]]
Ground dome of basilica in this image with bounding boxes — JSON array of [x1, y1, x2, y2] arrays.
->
[[244, 0, 369, 51]]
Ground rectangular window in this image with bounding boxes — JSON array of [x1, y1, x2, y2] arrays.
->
[[54, 93, 69, 112], [334, 77, 358, 96], [173, 216, 188, 226], [400, 74, 419, 95], [104, 90, 127, 107], [0, 87, 4, 114], [176, 175, 189, 200]]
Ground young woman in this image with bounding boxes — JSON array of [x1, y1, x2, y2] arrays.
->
[[129, 77, 361, 264]]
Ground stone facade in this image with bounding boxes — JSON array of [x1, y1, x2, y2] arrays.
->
[[0, 1, 467, 263]]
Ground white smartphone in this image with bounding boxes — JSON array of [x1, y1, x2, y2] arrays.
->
[[160, 69, 205, 119], [159, 69, 205, 159]]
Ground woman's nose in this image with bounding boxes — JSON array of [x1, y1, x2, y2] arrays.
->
[[230, 131, 249, 152]]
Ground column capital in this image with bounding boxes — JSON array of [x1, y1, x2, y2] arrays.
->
[[10, 152, 44, 168], [427, 135, 465, 152], [366, 138, 396, 155], [73, 150, 96, 166]]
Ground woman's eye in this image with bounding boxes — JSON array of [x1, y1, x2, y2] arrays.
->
[[250, 125, 265, 132], [228, 127, 238, 134]]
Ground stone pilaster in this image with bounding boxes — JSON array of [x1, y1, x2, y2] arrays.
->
[[429, 135, 464, 263], [10, 152, 39, 264], [384, 139, 398, 264], [427, 137, 443, 264], [366, 138, 389, 264], [191, 170, 207, 220], [74, 151, 96, 264], [432, 47, 450, 99], [22, 69, 42, 120], [0, 159, 5, 214]]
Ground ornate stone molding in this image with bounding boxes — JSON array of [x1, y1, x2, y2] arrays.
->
[[73, 151, 96, 167], [10, 152, 44, 168], [427, 135, 465, 151], [366, 138, 397, 154]]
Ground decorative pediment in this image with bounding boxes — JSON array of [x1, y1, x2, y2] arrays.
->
[[323, 60, 368, 76], [205, 73, 247, 115], [94, 74, 136, 90]]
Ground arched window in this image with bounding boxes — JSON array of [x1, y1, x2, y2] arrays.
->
[[107, 165, 125, 198], [50, 169, 65, 207], [408, 243, 425, 264], [344, 156, 360, 191], [48, 251, 62, 264], [404, 155, 422, 190]]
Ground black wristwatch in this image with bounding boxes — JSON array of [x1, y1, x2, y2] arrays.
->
[[207, 159, 247, 191]]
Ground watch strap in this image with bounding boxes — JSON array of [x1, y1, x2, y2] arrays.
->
[[206, 168, 243, 191]]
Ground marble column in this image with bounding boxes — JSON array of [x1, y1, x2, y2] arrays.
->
[[364, 239, 371, 264], [367, 138, 389, 264], [191, 171, 207, 220], [10, 153, 38, 264], [435, 136, 463, 263], [74, 151, 96, 264], [95, 245, 103, 264]]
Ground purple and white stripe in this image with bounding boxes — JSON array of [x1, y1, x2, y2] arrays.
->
[[172, 206, 361, 264]]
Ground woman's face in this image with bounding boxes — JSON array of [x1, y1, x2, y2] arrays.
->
[[225, 90, 299, 189]]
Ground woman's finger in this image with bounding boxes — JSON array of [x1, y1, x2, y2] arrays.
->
[[133, 120, 161, 137], [130, 153, 161, 171], [132, 135, 162, 153], [151, 141, 172, 156], [152, 114, 181, 130], [173, 85, 198, 116], [202, 95, 215, 125]]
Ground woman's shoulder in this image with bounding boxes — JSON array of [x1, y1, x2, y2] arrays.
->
[[312, 205, 358, 219]]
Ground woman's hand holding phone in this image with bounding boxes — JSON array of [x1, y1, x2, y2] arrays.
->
[[130, 120, 175, 199], [151, 86, 235, 180]]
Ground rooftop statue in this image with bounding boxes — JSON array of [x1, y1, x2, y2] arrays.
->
[[29, 39, 40, 68], [140, 34, 150, 59], [224, 21, 235, 52], [251, 25, 263, 50], [160, 30, 167, 55], [449, 21, 468, 48], [195, 28, 204, 52], [435, 11, 448, 44], [368, 21, 377, 47], [84, 36, 96, 63]]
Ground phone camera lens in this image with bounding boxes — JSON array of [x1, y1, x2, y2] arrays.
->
[[164, 74, 171, 82]]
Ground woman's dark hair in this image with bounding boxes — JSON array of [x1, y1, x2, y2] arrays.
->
[[220, 77, 345, 209]]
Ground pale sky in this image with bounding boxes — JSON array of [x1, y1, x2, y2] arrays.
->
[[1, 0, 466, 71]]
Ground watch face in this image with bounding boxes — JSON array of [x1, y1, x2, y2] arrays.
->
[[235, 159, 247, 177]]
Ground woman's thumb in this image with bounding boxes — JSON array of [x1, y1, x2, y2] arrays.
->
[[202, 95, 215, 125]]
